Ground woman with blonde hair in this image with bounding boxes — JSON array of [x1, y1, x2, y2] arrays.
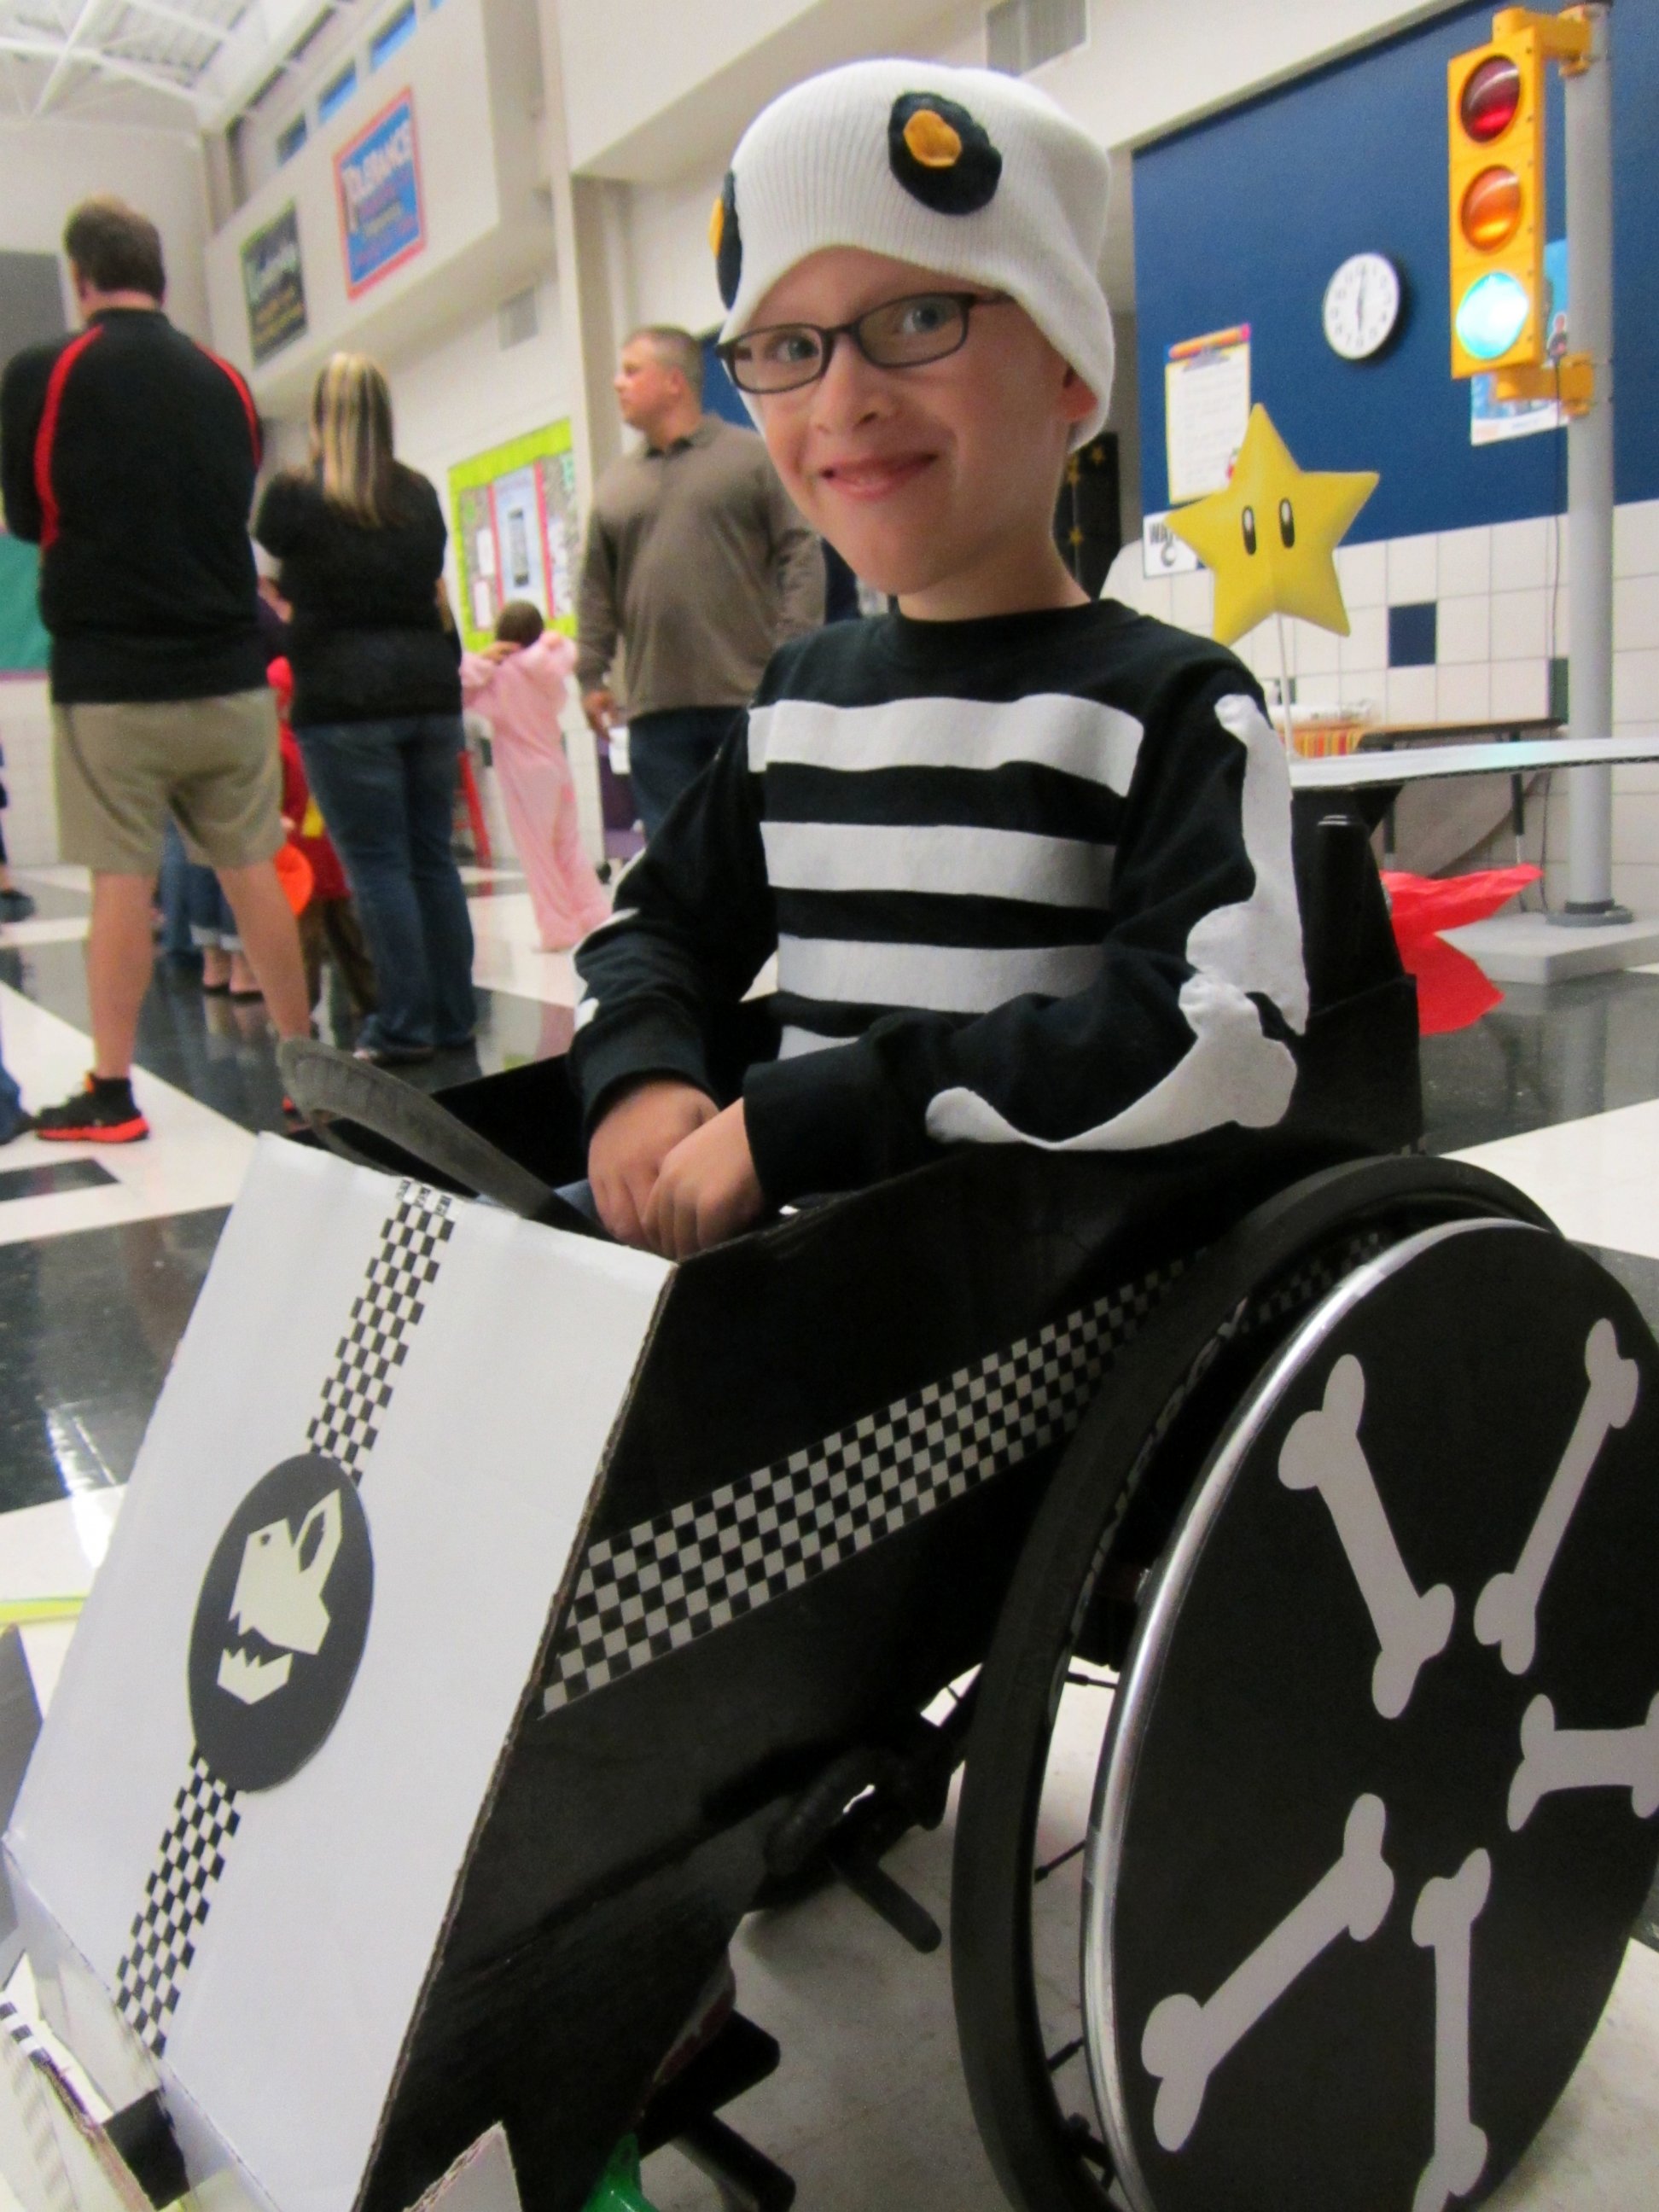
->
[[254, 352, 473, 1062]]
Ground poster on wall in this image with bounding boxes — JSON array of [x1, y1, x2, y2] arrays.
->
[[240, 204, 307, 365], [449, 422, 580, 654], [1471, 240, 1569, 445], [1165, 325, 1251, 504], [335, 90, 424, 299]]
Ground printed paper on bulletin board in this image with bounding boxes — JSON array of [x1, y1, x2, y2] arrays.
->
[[449, 422, 579, 655], [1166, 326, 1251, 504]]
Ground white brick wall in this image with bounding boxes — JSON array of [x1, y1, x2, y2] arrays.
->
[[1106, 495, 1659, 909]]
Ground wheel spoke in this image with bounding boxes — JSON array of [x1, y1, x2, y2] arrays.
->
[[1046, 2034, 1086, 2073], [1033, 1837, 1086, 1884], [1064, 2115, 1110, 2169]]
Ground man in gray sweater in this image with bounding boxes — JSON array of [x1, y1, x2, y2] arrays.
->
[[577, 325, 824, 837]]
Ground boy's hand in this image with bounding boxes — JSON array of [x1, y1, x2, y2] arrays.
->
[[640, 1100, 765, 1260], [589, 1079, 717, 1244]]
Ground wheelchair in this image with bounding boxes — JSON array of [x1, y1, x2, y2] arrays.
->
[[281, 805, 1659, 2212]]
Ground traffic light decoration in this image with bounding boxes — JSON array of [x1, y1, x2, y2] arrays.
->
[[1447, 20, 1545, 377]]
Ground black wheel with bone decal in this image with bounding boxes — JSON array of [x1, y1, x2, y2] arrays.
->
[[952, 1155, 1659, 2212]]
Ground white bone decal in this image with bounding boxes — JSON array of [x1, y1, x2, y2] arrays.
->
[[1279, 1355, 1454, 1718], [1475, 1318, 1639, 1677], [1411, 1849, 1492, 2212], [1141, 1793, 1394, 2151], [1507, 1691, 1659, 1832], [217, 1492, 344, 1706]]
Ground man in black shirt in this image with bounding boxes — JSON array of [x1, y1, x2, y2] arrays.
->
[[0, 197, 310, 1141]]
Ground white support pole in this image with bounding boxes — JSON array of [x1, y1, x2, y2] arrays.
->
[[1557, 2, 1627, 923]]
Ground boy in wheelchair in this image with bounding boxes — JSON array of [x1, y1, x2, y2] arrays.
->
[[573, 59, 1307, 1260]]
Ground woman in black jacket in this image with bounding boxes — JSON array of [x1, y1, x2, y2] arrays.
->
[[255, 353, 473, 1062]]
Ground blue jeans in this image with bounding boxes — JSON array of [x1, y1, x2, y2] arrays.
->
[[296, 715, 475, 1054], [0, 1039, 23, 1142], [627, 708, 741, 841], [184, 862, 238, 950]]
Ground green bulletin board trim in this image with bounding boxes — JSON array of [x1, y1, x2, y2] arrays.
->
[[449, 418, 576, 653], [0, 536, 49, 673]]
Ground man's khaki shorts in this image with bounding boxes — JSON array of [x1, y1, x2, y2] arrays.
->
[[52, 690, 285, 876]]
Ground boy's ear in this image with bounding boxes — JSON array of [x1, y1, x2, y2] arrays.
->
[[1058, 365, 1098, 426]]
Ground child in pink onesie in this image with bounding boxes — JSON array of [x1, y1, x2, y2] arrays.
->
[[460, 600, 612, 951]]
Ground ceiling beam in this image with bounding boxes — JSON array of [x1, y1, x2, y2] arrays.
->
[[114, 0, 233, 48], [33, 0, 101, 116], [0, 27, 201, 104]]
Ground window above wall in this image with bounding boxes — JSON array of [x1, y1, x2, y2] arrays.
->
[[317, 59, 358, 123], [370, 3, 417, 72], [276, 114, 309, 166]]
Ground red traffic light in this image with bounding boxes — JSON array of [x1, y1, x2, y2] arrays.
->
[[1458, 53, 1522, 141], [1460, 165, 1522, 250]]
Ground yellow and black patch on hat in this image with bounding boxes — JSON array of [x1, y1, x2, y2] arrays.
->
[[712, 170, 742, 307], [888, 91, 1001, 215]]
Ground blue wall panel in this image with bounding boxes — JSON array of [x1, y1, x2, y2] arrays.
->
[[1133, 0, 1657, 539]]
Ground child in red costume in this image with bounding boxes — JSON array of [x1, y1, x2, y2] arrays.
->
[[268, 656, 377, 1024], [460, 601, 611, 952]]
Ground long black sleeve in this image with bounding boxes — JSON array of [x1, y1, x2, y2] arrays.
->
[[571, 724, 776, 1121], [0, 346, 52, 544]]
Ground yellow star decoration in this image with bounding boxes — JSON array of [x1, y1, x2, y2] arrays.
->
[[1167, 404, 1377, 645]]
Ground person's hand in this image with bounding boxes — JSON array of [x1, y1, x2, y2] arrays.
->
[[484, 638, 520, 662], [639, 1100, 765, 1260], [583, 687, 616, 737], [589, 1079, 717, 1245]]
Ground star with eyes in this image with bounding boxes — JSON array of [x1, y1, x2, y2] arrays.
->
[[1168, 404, 1377, 644]]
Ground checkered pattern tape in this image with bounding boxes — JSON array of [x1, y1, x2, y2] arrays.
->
[[307, 1183, 457, 1479], [544, 1267, 1179, 1713], [112, 1753, 242, 2055], [112, 1179, 456, 2059]]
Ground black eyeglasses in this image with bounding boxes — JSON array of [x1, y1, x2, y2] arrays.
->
[[718, 290, 1012, 394]]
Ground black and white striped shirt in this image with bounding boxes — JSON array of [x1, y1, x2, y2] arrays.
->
[[573, 599, 1307, 1204]]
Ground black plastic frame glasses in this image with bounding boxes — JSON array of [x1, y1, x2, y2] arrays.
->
[[718, 290, 1013, 395]]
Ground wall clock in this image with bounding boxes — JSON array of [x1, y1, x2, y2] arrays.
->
[[1322, 253, 1403, 361]]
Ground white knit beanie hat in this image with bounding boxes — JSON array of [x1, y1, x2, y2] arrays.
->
[[713, 58, 1115, 448]]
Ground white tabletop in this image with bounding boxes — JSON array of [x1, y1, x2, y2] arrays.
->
[[1289, 734, 1659, 790]]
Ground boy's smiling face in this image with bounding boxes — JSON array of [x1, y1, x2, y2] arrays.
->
[[747, 246, 1097, 621]]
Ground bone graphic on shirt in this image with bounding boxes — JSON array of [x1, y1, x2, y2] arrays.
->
[[1507, 1691, 1659, 1832], [217, 1491, 344, 1706], [1278, 1355, 1454, 1718], [1411, 1848, 1492, 2212], [1140, 1793, 1394, 2151], [1475, 1318, 1639, 1677]]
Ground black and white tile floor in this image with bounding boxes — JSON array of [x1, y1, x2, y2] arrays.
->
[[0, 867, 1655, 2209]]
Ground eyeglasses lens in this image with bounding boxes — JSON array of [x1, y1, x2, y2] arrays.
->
[[727, 294, 970, 393]]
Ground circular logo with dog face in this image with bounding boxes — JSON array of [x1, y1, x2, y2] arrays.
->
[[188, 1454, 373, 1792]]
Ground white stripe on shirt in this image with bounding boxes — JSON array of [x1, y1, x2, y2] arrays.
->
[[777, 934, 1104, 1016], [760, 821, 1115, 909], [748, 693, 1143, 788]]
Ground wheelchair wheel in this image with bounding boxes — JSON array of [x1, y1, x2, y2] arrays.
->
[[950, 1157, 1566, 2212]]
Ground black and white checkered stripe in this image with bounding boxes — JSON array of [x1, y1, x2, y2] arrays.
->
[[543, 1267, 1180, 1714], [541, 1225, 1397, 1717], [112, 1180, 456, 2060]]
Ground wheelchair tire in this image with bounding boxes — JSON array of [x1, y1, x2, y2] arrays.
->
[[950, 1155, 1550, 2212]]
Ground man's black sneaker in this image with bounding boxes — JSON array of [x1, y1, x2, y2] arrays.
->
[[35, 1075, 150, 1144]]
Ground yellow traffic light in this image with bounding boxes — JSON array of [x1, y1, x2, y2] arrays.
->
[[1447, 20, 1545, 377]]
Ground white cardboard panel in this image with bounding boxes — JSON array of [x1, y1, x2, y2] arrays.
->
[[8, 1141, 671, 2212]]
